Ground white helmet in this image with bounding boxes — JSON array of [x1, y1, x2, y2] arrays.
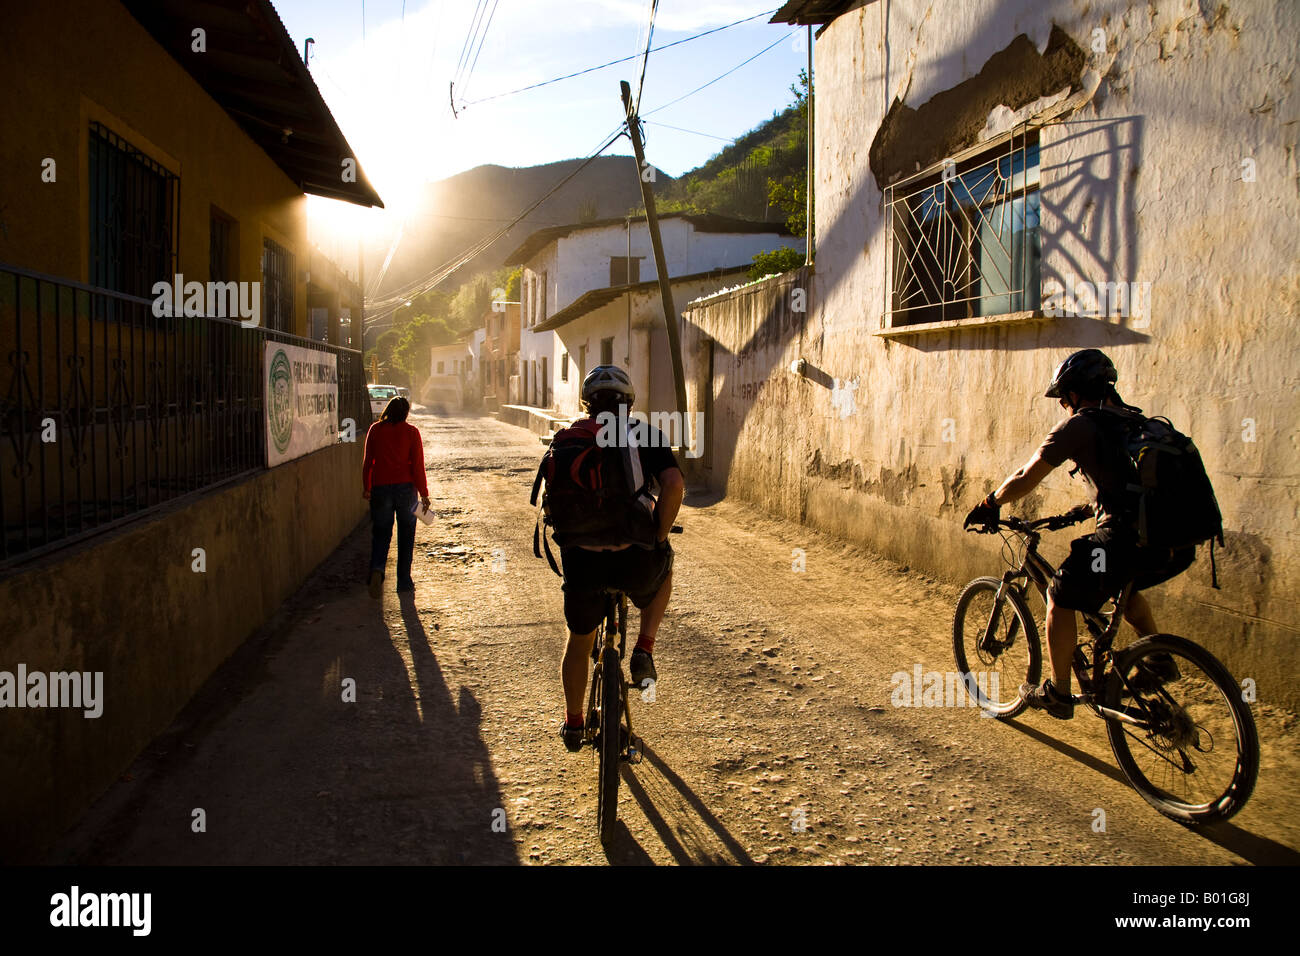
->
[[581, 365, 635, 404]]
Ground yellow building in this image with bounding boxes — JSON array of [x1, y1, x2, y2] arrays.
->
[[0, 0, 382, 861]]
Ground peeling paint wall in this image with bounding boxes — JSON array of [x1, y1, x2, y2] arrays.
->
[[686, 0, 1299, 705]]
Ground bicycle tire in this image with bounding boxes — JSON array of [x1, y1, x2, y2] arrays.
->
[[1104, 634, 1258, 824], [596, 646, 622, 843], [952, 576, 1041, 719]]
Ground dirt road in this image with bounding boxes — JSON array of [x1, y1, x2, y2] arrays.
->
[[53, 411, 1300, 865]]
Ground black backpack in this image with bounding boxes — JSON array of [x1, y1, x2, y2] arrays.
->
[[1083, 407, 1225, 583], [530, 418, 657, 573]]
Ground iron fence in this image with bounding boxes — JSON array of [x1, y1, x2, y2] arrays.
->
[[0, 263, 370, 567]]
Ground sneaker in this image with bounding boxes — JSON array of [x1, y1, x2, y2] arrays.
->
[[559, 720, 584, 753], [368, 570, 383, 599], [1128, 652, 1180, 695], [630, 648, 657, 688], [1020, 678, 1075, 720]]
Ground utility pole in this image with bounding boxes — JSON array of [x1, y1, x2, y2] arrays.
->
[[620, 80, 687, 420]]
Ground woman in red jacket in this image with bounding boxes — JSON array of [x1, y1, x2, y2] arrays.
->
[[361, 396, 430, 596]]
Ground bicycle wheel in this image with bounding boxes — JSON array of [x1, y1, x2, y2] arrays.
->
[[1104, 634, 1259, 824], [596, 646, 622, 843], [952, 576, 1041, 718]]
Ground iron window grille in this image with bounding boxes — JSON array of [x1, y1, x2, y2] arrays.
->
[[88, 121, 178, 303], [884, 129, 1041, 327], [262, 238, 294, 332]]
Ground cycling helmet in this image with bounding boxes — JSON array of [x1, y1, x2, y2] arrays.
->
[[581, 364, 635, 404], [1044, 348, 1117, 399]]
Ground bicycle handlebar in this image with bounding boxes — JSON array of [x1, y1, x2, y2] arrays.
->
[[966, 505, 1093, 535]]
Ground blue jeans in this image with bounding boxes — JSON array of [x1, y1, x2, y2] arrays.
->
[[369, 483, 417, 586]]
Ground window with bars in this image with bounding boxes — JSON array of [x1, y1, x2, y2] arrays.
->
[[885, 132, 1041, 327], [560, 351, 568, 382], [262, 237, 294, 332], [210, 206, 236, 284], [88, 121, 177, 299], [610, 256, 641, 286]]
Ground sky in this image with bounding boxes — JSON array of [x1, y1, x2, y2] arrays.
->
[[270, 0, 810, 245]]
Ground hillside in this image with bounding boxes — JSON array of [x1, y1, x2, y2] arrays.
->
[[366, 155, 670, 301], [640, 76, 809, 229]]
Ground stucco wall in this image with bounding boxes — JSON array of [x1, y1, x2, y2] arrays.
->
[[0, 0, 310, 332], [0, 440, 367, 862], [685, 1, 1298, 705]]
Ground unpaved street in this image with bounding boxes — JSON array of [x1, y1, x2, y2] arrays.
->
[[53, 411, 1300, 865]]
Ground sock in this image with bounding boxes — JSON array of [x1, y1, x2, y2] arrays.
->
[[565, 711, 583, 728], [634, 634, 654, 654]]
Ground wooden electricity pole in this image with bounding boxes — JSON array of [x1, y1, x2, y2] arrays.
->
[[620, 80, 687, 419]]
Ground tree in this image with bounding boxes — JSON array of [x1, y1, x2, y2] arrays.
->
[[749, 246, 805, 281]]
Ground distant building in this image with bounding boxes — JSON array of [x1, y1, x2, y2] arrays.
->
[[503, 213, 803, 421], [482, 302, 522, 411]]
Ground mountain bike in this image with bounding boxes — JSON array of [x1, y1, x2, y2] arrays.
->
[[954, 508, 1258, 824], [583, 526, 680, 844]]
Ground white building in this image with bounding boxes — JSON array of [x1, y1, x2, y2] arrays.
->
[[504, 212, 803, 420]]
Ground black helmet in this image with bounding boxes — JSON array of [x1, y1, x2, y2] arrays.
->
[[1044, 349, 1117, 399], [581, 364, 634, 404]]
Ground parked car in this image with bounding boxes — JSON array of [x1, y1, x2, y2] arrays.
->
[[368, 384, 398, 416], [396, 386, 411, 402]]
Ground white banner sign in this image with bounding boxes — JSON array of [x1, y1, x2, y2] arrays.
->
[[264, 341, 339, 467]]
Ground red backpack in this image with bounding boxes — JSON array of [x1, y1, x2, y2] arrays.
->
[[530, 418, 657, 572]]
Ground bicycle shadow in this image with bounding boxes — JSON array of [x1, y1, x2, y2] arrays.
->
[[603, 743, 755, 865], [1003, 719, 1300, 865]]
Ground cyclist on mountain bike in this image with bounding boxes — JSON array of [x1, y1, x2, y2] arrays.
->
[[964, 349, 1193, 719], [551, 366, 685, 752]]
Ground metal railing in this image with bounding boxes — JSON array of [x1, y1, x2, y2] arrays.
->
[[0, 264, 370, 567]]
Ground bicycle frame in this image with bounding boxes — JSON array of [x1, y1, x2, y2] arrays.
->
[[586, 590, 637, 757], [990, 518, 1152, 727]]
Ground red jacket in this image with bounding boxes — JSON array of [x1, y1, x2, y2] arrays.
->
[[362, 421, 428, 497]]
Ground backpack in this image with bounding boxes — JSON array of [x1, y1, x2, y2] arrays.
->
[[530, 418, 657, 573], [1083, 407, 1225, 585]]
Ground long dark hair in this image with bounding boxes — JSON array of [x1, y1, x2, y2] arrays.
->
[[379, 396, 410, 423]]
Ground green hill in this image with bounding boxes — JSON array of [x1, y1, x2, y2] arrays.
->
[[644, 71, 809, 233]]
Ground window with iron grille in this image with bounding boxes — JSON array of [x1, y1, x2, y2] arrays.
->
[[88, 121, 177, 299], [610, 256, 641, 286], [885, 131, 1040, 327], [210, 206, 236, 283], [262, 237, 294, 332], [560, 351, 568, 382]]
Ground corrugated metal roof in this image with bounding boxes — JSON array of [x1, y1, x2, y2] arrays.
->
[[120, 0, 383, 208], [771, 0, 874, 25], [503, 213, 793, 267], [532, 265, 751, 332]]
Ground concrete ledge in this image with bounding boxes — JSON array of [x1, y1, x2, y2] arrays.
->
[[0, 440, 366, 862], [498, 404, 570, 437], [873, 310, 1050, 337]]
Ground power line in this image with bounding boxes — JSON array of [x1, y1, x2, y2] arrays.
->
[[461, 0, 502, 100], [463, 8, 777, 107], [453, 0, 489, 90], [643, 30, 795, 118], [365, 127, 626, 322], [634, 0, 659, 116], [643, 120, 735, 142]]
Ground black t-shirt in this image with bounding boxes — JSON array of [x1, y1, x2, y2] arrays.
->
[[1036, 407, 1140, 527]]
